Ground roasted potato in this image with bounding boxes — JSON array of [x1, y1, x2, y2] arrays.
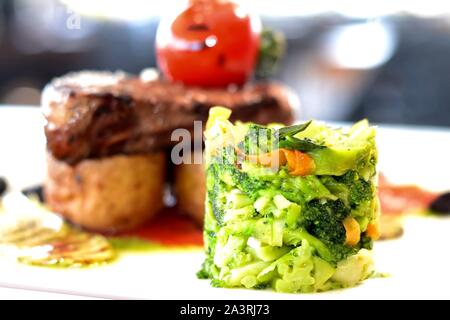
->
[[379, 214, 404, 240], [174, 153, 205, 225], [45, 152, 166, 232]]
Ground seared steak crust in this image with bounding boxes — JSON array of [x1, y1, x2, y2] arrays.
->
[[43, 71, 294, 164]]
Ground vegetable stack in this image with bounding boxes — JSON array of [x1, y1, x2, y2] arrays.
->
[[198, 107, 379, 293]]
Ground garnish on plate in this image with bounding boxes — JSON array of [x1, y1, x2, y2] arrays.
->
[[256, 28, 287, 79], [0, 191, 203, 269], [377, 174, 440, 239], [199, 107, 379, 293], [0, 193, 115, 267]]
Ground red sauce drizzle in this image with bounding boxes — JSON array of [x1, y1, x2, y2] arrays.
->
[[378, 175, 438, 215], [119, 207, 203, 247]]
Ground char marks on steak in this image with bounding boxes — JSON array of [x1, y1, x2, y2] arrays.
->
[[43, 71, 294, 164]]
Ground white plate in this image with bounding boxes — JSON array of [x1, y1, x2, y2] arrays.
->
[[0, 106, 450, 300]]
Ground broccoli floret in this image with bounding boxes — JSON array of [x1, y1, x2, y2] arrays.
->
[[197, 229, 218, 280], [196, 263, 210, 279], [302, 199, 348, 244], [207, 161, 267, 223], [360, 234, 373, 250], [206, 164, 227, 223], [208, 185, 223, 220], [327, 234, 373, 262], [253, 283, 269, 290], [335, 171, 373, 208], [211, 278, 226, 288], [197, 256, 217, 279], [300, 197, 375, 263], [240, 124, 275, 154], [327, 244, 358, 262], [213, 159, 268, 199], [228, 166, 267, 199]]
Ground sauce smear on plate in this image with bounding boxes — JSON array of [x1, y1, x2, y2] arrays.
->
[[118, 207, 203, 247], [378, 175, 438, 215]]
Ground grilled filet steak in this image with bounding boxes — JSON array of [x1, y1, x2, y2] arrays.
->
[[43, 71, 294, 164]]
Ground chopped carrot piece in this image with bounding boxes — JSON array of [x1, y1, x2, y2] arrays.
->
[[280, 149, 315, 176], [282, 148, 297, 172], [343, 217, 361, 246], [366, 222, 380, 240], [236, 148, 314, 176]]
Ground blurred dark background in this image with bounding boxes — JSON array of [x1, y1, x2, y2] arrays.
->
[[1, 0, 450, 126]]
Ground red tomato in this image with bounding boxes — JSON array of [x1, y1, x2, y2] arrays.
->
[[156, 0, 261, 87]]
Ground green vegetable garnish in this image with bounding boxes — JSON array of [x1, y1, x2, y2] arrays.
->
[[241, 121, 325, 154], [276, 121, 312, 139], [199, 107, 379, 293], [256, 28, 286, 79]]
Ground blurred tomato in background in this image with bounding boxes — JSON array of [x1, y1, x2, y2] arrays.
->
[[156, 0, 261, 87]]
